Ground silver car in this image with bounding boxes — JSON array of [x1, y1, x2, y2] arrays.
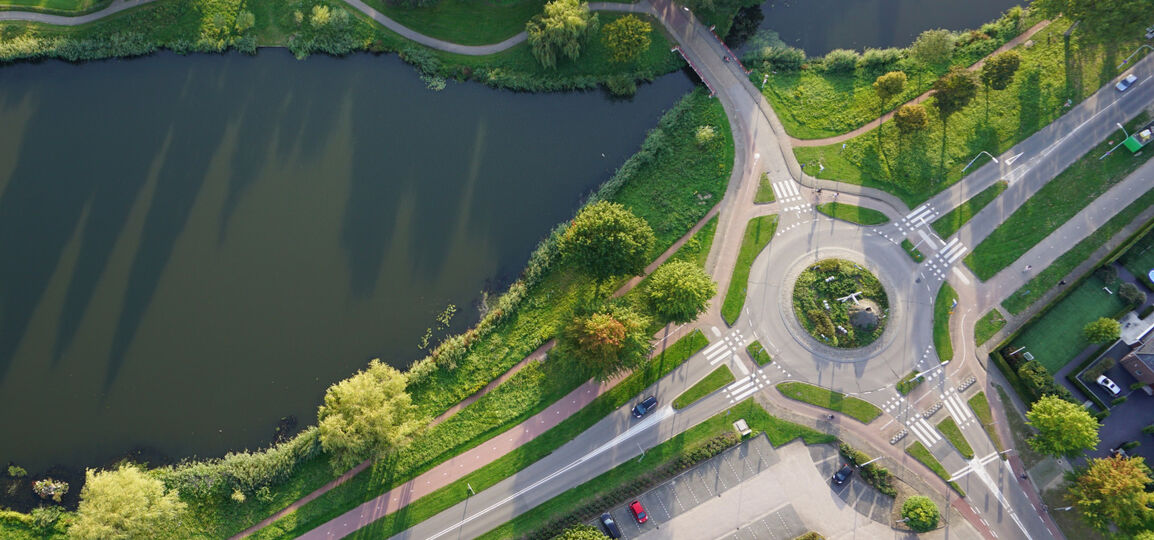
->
[[1116, 74, 1138, 92], [1097, 375, 1122, 396]]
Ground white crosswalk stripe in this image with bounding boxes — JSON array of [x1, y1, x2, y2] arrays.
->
[[724, 372, 772, 403], [943, 391, 974, 426], [908, 417, 942, 444], [895, 204, 939, 233]]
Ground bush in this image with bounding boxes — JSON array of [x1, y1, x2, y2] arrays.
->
[[1112, 396, 1129, 406], [1142, 304, 1154, 318], [901, 495, 941, 532], [1096, 265, 1119, 284], [32, 478, 69, 502], [605, 74, 637, 96], [7, 465, 26, 478], [1083, 357, 1117, 382], [30, 506, 63, 533], [1018, 360, 1074, 402], [159, 427, 323, 500], [752, 46, 805, 71], [859, 47, 903, 72], [823, 48, 859, 72], [838, 443, 897, 496], [1121, 440, 1141, 451], [1120, 282, 1146, 306], [1142, 425, 1154, 435]]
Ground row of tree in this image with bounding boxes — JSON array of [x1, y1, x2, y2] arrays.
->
[[526, 0, 653, 68]]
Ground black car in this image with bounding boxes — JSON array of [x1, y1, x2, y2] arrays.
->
[[600, 512, 623, 538], [632, 395, 658, 418], [832, 463, 854, 485]]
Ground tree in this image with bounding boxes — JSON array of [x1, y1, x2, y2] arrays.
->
[[873, 71, 906, 145], [931, 66, 978, 165], [317, 359, 424, 469], [69, 464, 188, 540], [644, 260, 717, 324], [1031, 0, 1149, 45], [560, 201, 655, 285], [526, 0, 599, 69], [1026, 395, 1100, 458], [894, 103, 929, 135], [979, 50, 1021, 118], [1133, 531, 1154, 540], [1084, 317, 1121, 344], [554, 524, 611, 539], [558, 304, 651, 381], [1120, 282, 1147, 306], [1067, 455, 1154, 534], [910, 29, 955, 67], [901, 495, 940, 532], [602, 14, 651, 63]]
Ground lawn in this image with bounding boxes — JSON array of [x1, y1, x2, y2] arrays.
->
[[362, 0, 545, 45], [967, 392, 1005, 452], [1008, 276, 1125, 373], [936, 417, 975, 459], [791, 19, 1145, 207], [1003, 187, 1154, 314], [673, 365, 735, 409], [816, 202, 890, 225], [776, 381, 882, 424], [901, 239, 924, 262], [965, 113, 1154, 280], [896, 371, 924, 396], [934, 283, 958, 363], [720, 215, 779, 324], [906, 441, 964, 496], [0, 0, 107, 14], [754, 172, 775, 203], [256, 330, 710, 540], [666, 216, 718, 269], [1119, 222, 1154, 289], [477, 398, 833, 539], [746, 340, 772, 366], [931, 181, 1008, 239], [974, 309, 1006, 346]]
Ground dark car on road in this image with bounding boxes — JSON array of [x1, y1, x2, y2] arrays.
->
[[632, 395, 658, 418], [630, 500, 648, 523], [832, 463, 854, 485], [600, 512, 623, 538]]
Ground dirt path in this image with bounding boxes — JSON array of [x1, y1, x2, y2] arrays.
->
[[790, 20, 1052, 148]]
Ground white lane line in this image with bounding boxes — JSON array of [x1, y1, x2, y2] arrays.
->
[[916, 228, 937, 250], [425, 406, 674, 540], [729, 384, 762, 403], [952, 266, 972, 285], [731, 354, 750, 376], [915, 418, 941, 444], [904, 204, 928, 221], [907, 419, 935, 444]]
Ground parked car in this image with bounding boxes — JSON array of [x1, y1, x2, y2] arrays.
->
[[1116, 74, 1139, 92], [630, 500, 648, 523], [599, 512, 623, 538], [832, 463, 854, 485], [632, 395, 658, 418], [1097, 375, 1122, 396]]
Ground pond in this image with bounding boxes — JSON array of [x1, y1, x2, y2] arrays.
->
[[0, 50, 693, 473], [742, 0, 1025, 56]]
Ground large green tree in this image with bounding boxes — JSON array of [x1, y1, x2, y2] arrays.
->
[[980, 50, 1021, 118], [69, 464, 188, 540], [894, 103, 929, 136], [644, 260, 717, 324], [318, 359, 425, 469], [901, 495, 940, 532], [560, 200, 655, 285], [910, 29, 956, 67], [558, 304, 652, 381], [873, 71, 907, 145], [1068, 455, 1154, 534], [526, 0, 599, 69], [1084, 317, 1121, 343], [931, 66, 978, 166], [602, 14, 651, 63], [1031, 0, 1150, 44], [1026, 395, 1100, 458]]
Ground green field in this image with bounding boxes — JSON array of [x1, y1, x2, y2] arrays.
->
[[0, 0, 106, 13], [746, 340, 772, 366], [816, 202, 890, 225], [364, 0, 545, 45], [776, 381, 882, 424], [673, 365, 735, 409], [932, 181, 1007, 239], [1009, 276, 1125, 373], [721, 215, 779, 324], [901, 238, 925, 262], [1120, 225, 1154, 289], [974, 309, 1006, 346], [934, 283, 958, 362]]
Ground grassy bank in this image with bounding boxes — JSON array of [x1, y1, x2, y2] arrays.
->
[[792, 18, 1144, 207], [931, 181, 1007, 239], [974, 309, 1006, 346], [0, 0, 108, 15], [902, 239, 924, 262], [673, 365, 735, 409], [1007, 276, 1124, 373], [967, 392, 1005, 452], [754, 172, 775, 203], [816, 202, 889, 225], [720, 215, 779, 324], [776, 382, 882, 423], [934, 283, 958, 363], [936, 417, 974, 459], [965, 113, 1153, 280]]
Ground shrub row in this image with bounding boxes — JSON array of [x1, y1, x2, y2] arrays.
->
[[838, 443, 897, 497]]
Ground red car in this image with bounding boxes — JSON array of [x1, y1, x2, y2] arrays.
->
[[630, 500, 648, 523]]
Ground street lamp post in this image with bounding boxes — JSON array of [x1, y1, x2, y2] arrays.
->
[[1117, 45, 1154, 70], [912, 360, 949, 381], [962, 151, 999, 172]]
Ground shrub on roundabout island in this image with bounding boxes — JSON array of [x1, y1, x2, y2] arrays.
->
[[792, 259, 889, 348]]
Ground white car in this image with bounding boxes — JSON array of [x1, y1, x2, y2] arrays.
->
[[1116, 74, 1139, 92], [1097, 375, 1122, 396]]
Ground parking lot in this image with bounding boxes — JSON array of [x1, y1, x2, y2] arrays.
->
[[590, 434, 781, 538], [808, 445, 894, 525]]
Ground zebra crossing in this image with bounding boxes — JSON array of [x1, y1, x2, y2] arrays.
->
[[702, 329, 747, 367], [880, 391, 941, 445], [896, 204, 939, 234], [772, 180, 811, 213], [723, 372, 772, 404], [925, 237, 969, 280], [941, 390, 975, 428]]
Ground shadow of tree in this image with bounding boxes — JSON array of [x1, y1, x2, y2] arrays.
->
[[1018, 65, 1043, 136]]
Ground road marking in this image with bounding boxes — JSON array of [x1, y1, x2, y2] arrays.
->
[[907, 417, 941, 445], [731, 354, 750, 376], [916, 228, 937, 250], [952, 266, 972, 285], [772, 180, 800, 199], [711, 326, 721, 338], [1005, 151, 1024, 165]]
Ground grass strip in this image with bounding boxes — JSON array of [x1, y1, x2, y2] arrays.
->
[[746, 340, 772, 366], [254, 330, 709, 540], [967, 392, 1005, 453], [776, 381, 882, 424], [896, 371, 924, 396], [974, 309, 1006, 346], [936, 417, 975, 459], [477, 399, 833, 539], [906, 440, 965, 496], [993, 385, 1046, 469], [815, 202, 889, 225], [965, 113, 1153, 280], [754, 172, 775, 203], [901, 238, 925, 262], [673, 365, 735, 409], [721, 215, 779, 324], [934, 283, 958, 363], [931, 181, 1008, 239], [1002, 187, 1154, 314]]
